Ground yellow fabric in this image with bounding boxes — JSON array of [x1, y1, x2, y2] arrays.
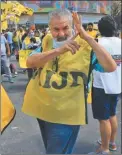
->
[[87, 90, 92, 104], [1, 20, 8, 31], [22, 35, 92, 125], [1, 14, 7, 22], [25, 7, 33, 16], [19, 37, 32, 68], [1, 86, 15, 132], [19, 50, 32, 68], [42, 33, 53, 52], [13, 35, 19, 43], [87, 30, 97, 38], [17, 31, 25, 42], [23, 37, 31, 46], [9, 16, 20, 23]]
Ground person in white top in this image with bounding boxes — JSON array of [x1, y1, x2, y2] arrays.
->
[[6, 29, 13, 55], [89, 15, 121, 155]]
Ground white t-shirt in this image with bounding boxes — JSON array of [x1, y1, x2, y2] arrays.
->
[[7, 31, 13, 44], [93, 37, 121, 94], [0, 35, 7, 56]]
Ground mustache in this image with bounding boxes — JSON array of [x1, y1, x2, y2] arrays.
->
[[56, 36, 68, 42]]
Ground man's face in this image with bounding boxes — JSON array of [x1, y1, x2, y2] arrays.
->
[[28, 30, 34, 38], [49, 17, 72, 42], [88, 25, 93, 31]]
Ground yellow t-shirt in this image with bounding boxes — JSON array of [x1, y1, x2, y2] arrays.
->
[[87, 30, 97, 38], [13, 35, 19, 43]]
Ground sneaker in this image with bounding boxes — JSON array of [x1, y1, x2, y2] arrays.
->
[[109, 143, 117, 151], [97, 139, 117, 151], [97, 139, 102, 145], [88, 148, 110, 155], [8, 78, 14, 83], [13, 72, 18, 78], [88, 151, 110, 155], [2, 74, 7, 77]]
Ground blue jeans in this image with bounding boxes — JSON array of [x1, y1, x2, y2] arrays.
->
[[37, 119, 80, 154]]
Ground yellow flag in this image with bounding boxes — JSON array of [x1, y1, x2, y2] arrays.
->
[[24, 7, 33, 16], [1, 2, 13, 10], [9, 15, 20, 23], [1, 14, 7, 22], [1, 20, 8, 30], [19, 50, 32, 68], [1, 86, 16, 133]]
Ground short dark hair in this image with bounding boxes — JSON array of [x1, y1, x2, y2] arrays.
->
[[2, 29, 6, 33], [30, 37, 36, 43], [98, 15, 117, 37], [88, 23, 93, 27]]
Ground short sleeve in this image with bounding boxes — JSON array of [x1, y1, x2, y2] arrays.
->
[[29, 46, 42, 56]]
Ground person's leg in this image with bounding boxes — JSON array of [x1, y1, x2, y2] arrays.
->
[[37, 119, 47, 149], [63, 125, 80, 154], [99, 119, 111, 152], [37, 119, 80, 154], [10, 63, 18, 76], [91, 87, 111, 153], [1, 56, 14, 83], [108, 95, 118, 151], [109, 116, 118, 143], [9, 44, 12, 55]]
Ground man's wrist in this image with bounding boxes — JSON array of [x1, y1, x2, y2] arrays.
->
[[55, 47, 64, 55], [84, 34, 93, 42]]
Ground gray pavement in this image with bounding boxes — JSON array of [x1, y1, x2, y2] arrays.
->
[[0, 56, 121, 155]]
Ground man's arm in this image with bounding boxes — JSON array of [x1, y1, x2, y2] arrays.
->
[[5, 42, 10, 56], [4, 36, 10, 56], [85, 35, 116, 72], [72, 12, 117, 72], [26, 34, 79, 68], [26, 48, 62, 68]]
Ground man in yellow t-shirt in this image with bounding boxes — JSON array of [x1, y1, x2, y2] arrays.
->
[[87, 23, 97, 38], [18, 27, 25, 48], [22, 9, 116, 154]]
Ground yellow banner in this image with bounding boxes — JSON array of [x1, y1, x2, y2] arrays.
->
[[1, 2, 13, 10], [19, 50, 32, 68], [1, 14, 7, 22], [9, 16, 20, 23], [24, 7, 33, 16], [1, 20, 8, 30]]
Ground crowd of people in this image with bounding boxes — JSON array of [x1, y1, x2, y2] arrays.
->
[[1, 26, 49, 82], [1, 8, 121, 155]]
